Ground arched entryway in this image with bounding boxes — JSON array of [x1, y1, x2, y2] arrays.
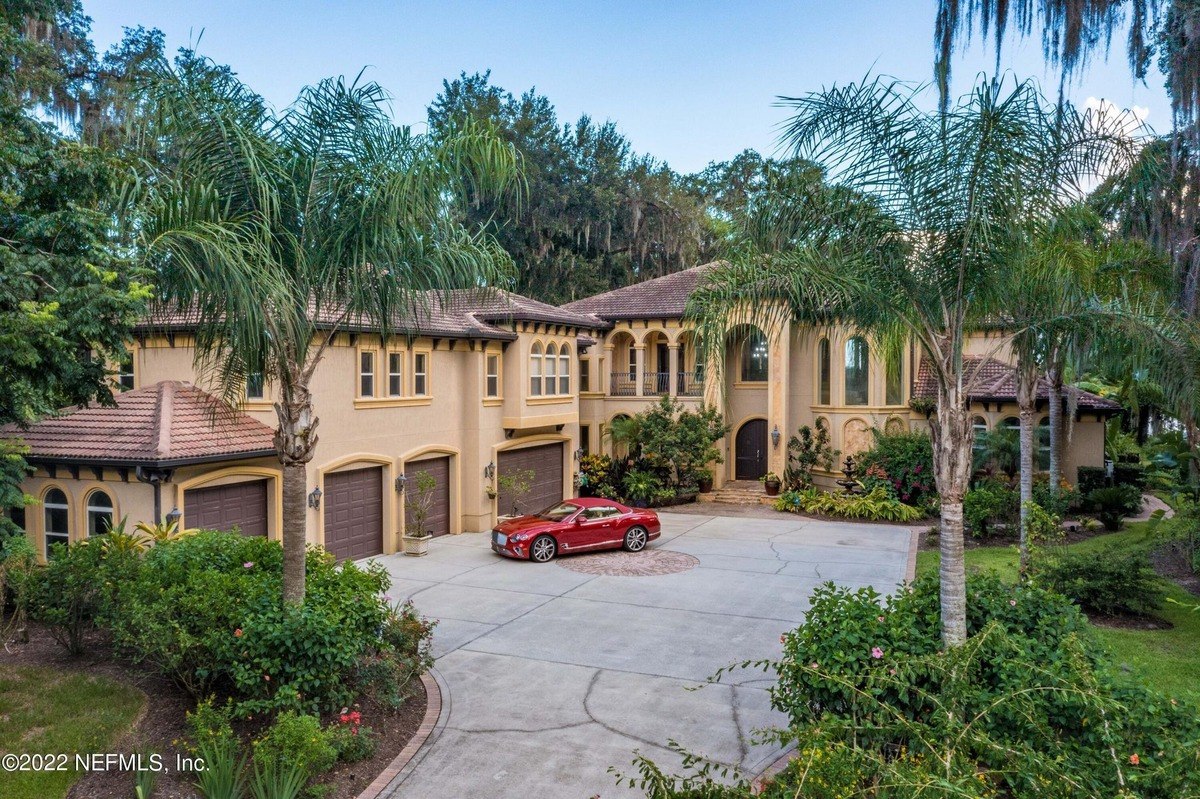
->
[[735, 419, 768, 480]]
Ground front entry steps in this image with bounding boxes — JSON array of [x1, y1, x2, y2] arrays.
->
[[699, 480, 772, 506]]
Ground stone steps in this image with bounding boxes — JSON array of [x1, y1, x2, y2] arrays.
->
[[704, 481, 771, 506]]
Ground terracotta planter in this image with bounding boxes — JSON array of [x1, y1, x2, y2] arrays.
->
[[698, 477, 714, 493], [763, 481, 781, 496], [402, 534, 432, 556]]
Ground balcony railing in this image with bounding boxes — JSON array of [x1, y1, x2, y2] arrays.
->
[[643, 371, 671, 396], [676, 372, 703, 397], [609, 372, 637, 396]]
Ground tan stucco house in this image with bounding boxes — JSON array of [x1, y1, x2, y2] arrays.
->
[[6, 264, 1119, 559]]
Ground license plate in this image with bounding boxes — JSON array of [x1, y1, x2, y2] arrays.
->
[[493, 532, 507, 546]]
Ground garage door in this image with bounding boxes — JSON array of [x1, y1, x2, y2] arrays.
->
[[498, 443, 564, 516], [184, 479, 268, 536], [323, 467, 383, 560], [404, 456, 451, 537]]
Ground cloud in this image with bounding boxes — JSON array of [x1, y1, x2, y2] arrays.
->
[[1084, 96, 1152, 136]]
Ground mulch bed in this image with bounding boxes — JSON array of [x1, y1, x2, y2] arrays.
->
[[1, 621, 426, 799], [1085, 612, 1175, 631], [1150, 538, 1200, 597], [917, 522, 1112, 552]]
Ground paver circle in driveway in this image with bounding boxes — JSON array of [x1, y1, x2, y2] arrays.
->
[[556, 548, 699, 576], [371, 510, 913, 799]]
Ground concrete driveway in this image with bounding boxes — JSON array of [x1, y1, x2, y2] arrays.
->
[[372, 511, 913, 799]]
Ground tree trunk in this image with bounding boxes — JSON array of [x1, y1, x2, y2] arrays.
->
[[1016, 363, 1037, 574], [931, 381, 973, 647], [275, 369, 320, 605], [1047, 365, 1063, 495]]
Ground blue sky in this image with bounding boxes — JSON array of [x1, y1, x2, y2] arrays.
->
[[86, 0, 1169, 173]]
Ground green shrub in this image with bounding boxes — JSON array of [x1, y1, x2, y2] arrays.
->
[[252, 711, 338, 779], [106, 530, 423, 715], [331, 707, 377, 763], [1086, 484, 1143, 530], [782, 418, 837, 491], [854, 429, 937, 510], [1039, 546, 1165, 616], [1031, 475, 1078, 518], [1076, 465, 1108, 494], [963, 480, 1019, 537], [29, 537, 138, 654], [1113, 462, 1148, 490], [774, 487, 923, 522], [185, 699, 245, 799], [622, 469, 665, 504]]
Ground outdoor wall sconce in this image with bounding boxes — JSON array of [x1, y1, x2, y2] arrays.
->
[[771, 424, 781, 449], [483, 461, 496, 480], [165, 507, 182, 526], [394, 474, 408, 492], [573, 447, 584, 461], [307, 486, 322, 510]]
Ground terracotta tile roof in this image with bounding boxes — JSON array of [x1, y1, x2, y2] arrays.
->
[[913, 357, 1121, 412], [562, 263, 716, 320], [1, 382, 277, 466], [138, 289, 602, 340]]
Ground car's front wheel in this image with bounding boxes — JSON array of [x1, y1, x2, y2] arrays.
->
[[530, 534, 557, 563], [623, 526, 648, 552]]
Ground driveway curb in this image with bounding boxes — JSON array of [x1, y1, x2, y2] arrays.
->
[[906, 526, 920, 582], [355, 667, 447, 799]]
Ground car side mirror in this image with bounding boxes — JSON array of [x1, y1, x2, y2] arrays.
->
[[573, 516, 583, 525]]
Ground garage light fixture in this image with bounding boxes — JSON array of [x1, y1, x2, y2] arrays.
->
[[483, 461, 495, 480], [307, 486, 322, 510], [395, 474, 407, 492], [165, 507, 182, 527], [771, 424, 781, 449]]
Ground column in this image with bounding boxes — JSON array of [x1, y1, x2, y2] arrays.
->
[[667, 344, 680, 397], [633, 345, 645, 397], [767, 320, 791, 477], [601, 346, 613, 395]]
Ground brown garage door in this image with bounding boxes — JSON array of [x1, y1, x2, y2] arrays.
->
[[184, 479, 268, 536], [323, 467, 383, 560], [404, 456, 451, 537], [498, 443, 564, 516]]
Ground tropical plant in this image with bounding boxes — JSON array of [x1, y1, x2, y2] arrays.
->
[[973, 426, 1021, 479], [689, 77, 1135, 644], [1087, 484, 1143, 530], [782, 418, 836, 491], [774, 487, 924, 523], [125, 53, 519, 603]]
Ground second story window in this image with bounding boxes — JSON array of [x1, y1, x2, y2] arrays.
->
[[246, 371, 264, 400], [545, 343, 558, 395], [530, 343, 543, 396], [413, 352, 428, 396], [579, 358, 590, 393], [741, 330, 768, 382], [817, 338, 831, 404], [388, 352, 404, 397], [845, 336, 869, 405], [360, 351, 375, 397], [486, 354, 500, 397], [117, 355, 135, 391], [558, 346, 570, 394]]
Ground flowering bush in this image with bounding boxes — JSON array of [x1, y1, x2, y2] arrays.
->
[[333, 705, 378, 762], [854, 429, 937, 511]]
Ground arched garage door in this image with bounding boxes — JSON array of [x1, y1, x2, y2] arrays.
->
[[184, 479, 268, 536], [404, 456, 451, 537], [323, 466, 383, 560], [498, 443, 564, 516]]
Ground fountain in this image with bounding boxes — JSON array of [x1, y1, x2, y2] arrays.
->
[[835, 455, 862, 494]]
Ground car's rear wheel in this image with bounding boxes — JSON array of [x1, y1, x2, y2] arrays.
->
[[530, 535, 557, 563], [623, 526, 648, 552]]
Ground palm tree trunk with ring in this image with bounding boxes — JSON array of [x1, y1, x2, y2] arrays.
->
[[1016, 364, 1037, 574], [932, 382, 974, 646], [1048, 365, 1064, 495], [275, 378, 319, 604]]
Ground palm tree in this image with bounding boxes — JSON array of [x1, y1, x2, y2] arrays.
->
[[690, 77, 1135, 645], [128, 54, 519, 602]]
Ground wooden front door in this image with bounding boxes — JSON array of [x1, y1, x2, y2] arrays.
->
[[735, 419, 768, 480]]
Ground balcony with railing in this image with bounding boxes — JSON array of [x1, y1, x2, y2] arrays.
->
[[643, 371, 671, 396], [609, 372, 637, 396], [676, 372, 703, 397]]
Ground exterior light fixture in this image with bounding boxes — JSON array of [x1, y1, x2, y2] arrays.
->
[[483, 461, 495, 480], [771, 424, 781, 448], [307, 486, 322, 510], [165, 507, 182, 526], [395, 474, 408, 492], [574, 447, 584, 461]]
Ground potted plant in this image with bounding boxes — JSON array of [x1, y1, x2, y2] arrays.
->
[[402, 470, 437, 556], [695, 468, 714, 494], [761, 471, 782, 496], [496, 468, 534, 520]]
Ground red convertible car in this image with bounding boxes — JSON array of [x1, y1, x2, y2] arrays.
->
[[491, 497, 661, 562]]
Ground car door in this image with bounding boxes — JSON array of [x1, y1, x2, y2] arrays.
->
[[564, 506, 616, 551]]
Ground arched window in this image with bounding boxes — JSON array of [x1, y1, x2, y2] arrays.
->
[[545, 343, 558, 395], [972, 416, 988, 455], [741, 329, 768, 382], [86, 490, 113, 537], [558, 345, 571, 395], [530, 343, 543, 396], [43, 487, 69, 556], [817, 338, 831, 404], [885, 352, 903, 405], [844, 337, 869, 405], [1037, 418, 1051, 470]]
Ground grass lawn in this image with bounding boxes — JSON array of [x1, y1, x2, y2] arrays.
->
[[0, 665, 145, 799], [916, 521, 1200, 702]]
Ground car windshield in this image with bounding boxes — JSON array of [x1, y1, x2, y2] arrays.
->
[[535, 502, 579, 521]]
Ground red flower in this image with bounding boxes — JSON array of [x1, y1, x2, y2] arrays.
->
[[233, 628, 243, 637], [1129, 753, 1140, 766]]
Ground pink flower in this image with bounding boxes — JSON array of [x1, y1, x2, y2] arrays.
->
[[1129, 753, 1140, 766], [870, 647, 884, 659], [810, 662, 819, 669], [1009, 599, 1017, 606], [888, 668, 897, 675], [780, 634, 786, 644], [244, 562, 254, 569], [877, 616, 885, 622]]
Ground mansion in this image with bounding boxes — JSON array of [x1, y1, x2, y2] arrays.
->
[[7, 263, 1119, 560]]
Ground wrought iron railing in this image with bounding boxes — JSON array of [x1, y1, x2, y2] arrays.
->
[[609, 372, 637, 396], [643, 371, 671, 395]]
